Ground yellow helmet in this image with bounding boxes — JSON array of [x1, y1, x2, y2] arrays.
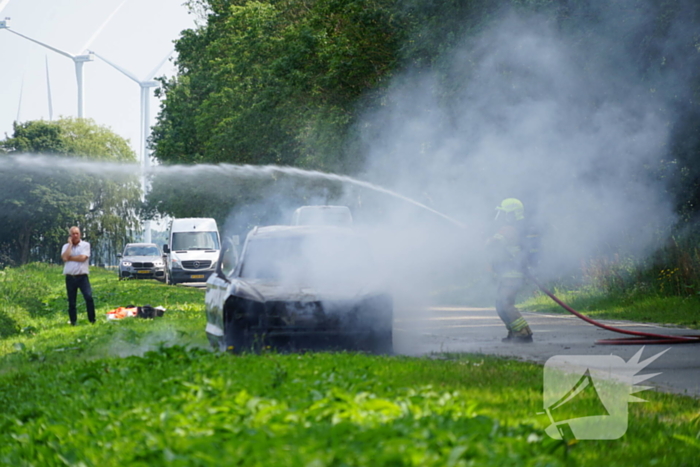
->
[[495, 198, 524, 221]]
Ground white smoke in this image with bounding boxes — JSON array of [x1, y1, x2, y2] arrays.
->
[[351, 7, 680, 304]]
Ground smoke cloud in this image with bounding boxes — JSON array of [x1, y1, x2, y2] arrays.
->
[[342, 4, 690, 309]]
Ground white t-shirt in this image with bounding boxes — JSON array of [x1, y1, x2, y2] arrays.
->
[[62, 241, 91, 275]]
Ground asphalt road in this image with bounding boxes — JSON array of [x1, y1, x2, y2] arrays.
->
[[393, 306, 700, 398]]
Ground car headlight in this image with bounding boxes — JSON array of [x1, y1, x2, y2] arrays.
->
[[121, 261, 132, 267]]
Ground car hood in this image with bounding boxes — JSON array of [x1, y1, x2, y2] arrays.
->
[[122, 255, 163, 263], [232, 278, 385, 302]]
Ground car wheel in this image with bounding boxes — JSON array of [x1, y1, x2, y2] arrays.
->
[[367, 329, 393, 355], [229, 325, 252, 353], [228, 323, 269, 354], [357, 295, 393, 355]]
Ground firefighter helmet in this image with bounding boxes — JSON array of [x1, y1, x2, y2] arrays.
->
[[495, 198, 525, 222]]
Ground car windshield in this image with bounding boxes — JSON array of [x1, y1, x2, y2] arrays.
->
[[240, 233, 373, 285], [296, 208, 352, 226], [124, 246, 160, 257], [172, 232, 220, 251]]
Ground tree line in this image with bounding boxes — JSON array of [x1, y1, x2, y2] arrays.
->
[[2, 0, 699, 266], [0, 118, 141, 267], [148, 0, 700, 224]]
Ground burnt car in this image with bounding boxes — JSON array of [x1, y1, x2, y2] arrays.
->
[[205, 225, 392, 354], [291, 205, 353, 227], [117, 243, 165, 280]]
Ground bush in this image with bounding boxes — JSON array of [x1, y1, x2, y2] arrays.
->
[[582, 230, 700, 299]]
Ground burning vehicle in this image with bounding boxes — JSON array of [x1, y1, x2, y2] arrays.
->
[[291, 205, 353, 227], [205, 225, 392, 354]]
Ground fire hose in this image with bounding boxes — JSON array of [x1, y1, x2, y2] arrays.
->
[[528, 273, 700, 345]]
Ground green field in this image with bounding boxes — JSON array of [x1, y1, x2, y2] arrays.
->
[[0, 264, 698, 466]]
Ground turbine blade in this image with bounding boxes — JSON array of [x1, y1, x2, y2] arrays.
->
[[80, 0, 130, 53], [145, 49, 174, 80], [629, 395, 647, 403], [5, 28, 75, 59], [93, 51, 141, 84], [16, 74, 23, 122], [0, 0, 10, 14], [46, 55, 53, 121]]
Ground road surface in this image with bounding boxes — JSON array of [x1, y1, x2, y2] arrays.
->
[[394, 306, 700, 397]]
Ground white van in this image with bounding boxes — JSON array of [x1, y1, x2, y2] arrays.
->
[[163, 218, 221, 285]]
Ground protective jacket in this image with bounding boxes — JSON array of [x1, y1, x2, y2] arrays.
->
[[489, 222, 526, 279]]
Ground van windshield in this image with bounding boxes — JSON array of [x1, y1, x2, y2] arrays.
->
[[172, 232, 220, 251]]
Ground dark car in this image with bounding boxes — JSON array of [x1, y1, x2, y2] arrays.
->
[[117, 243, 165, 280], [205, 226, 392, 354]]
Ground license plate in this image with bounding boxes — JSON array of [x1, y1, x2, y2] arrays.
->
[[137, 270, 150, 274], [191, 274, 205, 279]]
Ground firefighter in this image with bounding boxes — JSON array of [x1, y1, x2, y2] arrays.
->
[[487, 198, 534, 343]]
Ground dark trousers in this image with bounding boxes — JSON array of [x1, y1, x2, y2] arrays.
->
[[65, 275, 95, 324], [495, 277, 531, 335]]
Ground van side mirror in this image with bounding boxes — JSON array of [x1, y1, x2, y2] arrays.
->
[[116, 253, 122, 258], [163, 244, 170, 254]]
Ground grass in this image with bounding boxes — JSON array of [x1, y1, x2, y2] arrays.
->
[[0, 263, 207, 357], [520, 285, 700, 329], [0, 264, 699, 466]]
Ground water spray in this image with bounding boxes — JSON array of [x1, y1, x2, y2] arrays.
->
[[150, 163, 469, 230], [7, 155, 696, 345], [2, 155, 466, 230]]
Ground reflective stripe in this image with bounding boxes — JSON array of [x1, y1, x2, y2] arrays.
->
[[510, 317, 529, 332], [205, 322, 224, 337]]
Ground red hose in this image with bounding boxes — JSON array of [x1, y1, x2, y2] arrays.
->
[[528, 274, 700, 345]]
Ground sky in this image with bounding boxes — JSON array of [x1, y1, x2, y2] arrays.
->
[[0, 0, 196, 158]]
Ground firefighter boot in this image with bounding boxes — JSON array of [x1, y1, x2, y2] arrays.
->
[[503, 319, 533, 344]]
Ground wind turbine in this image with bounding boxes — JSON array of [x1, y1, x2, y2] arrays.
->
[[91, 50, 173, 243], [15, 74, 23, 122], [0, 0, 130, 119], [0, 18, 93, 118], [45, 56, 53, 120]]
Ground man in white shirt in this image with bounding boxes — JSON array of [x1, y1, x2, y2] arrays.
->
[[61, 226, 95, 325]]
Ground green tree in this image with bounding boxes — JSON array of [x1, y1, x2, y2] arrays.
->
[[152, 0, 404, 169], [149, 0, 405, 221], [0, 118, 141, 266], [152, 0, 700, 227]]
